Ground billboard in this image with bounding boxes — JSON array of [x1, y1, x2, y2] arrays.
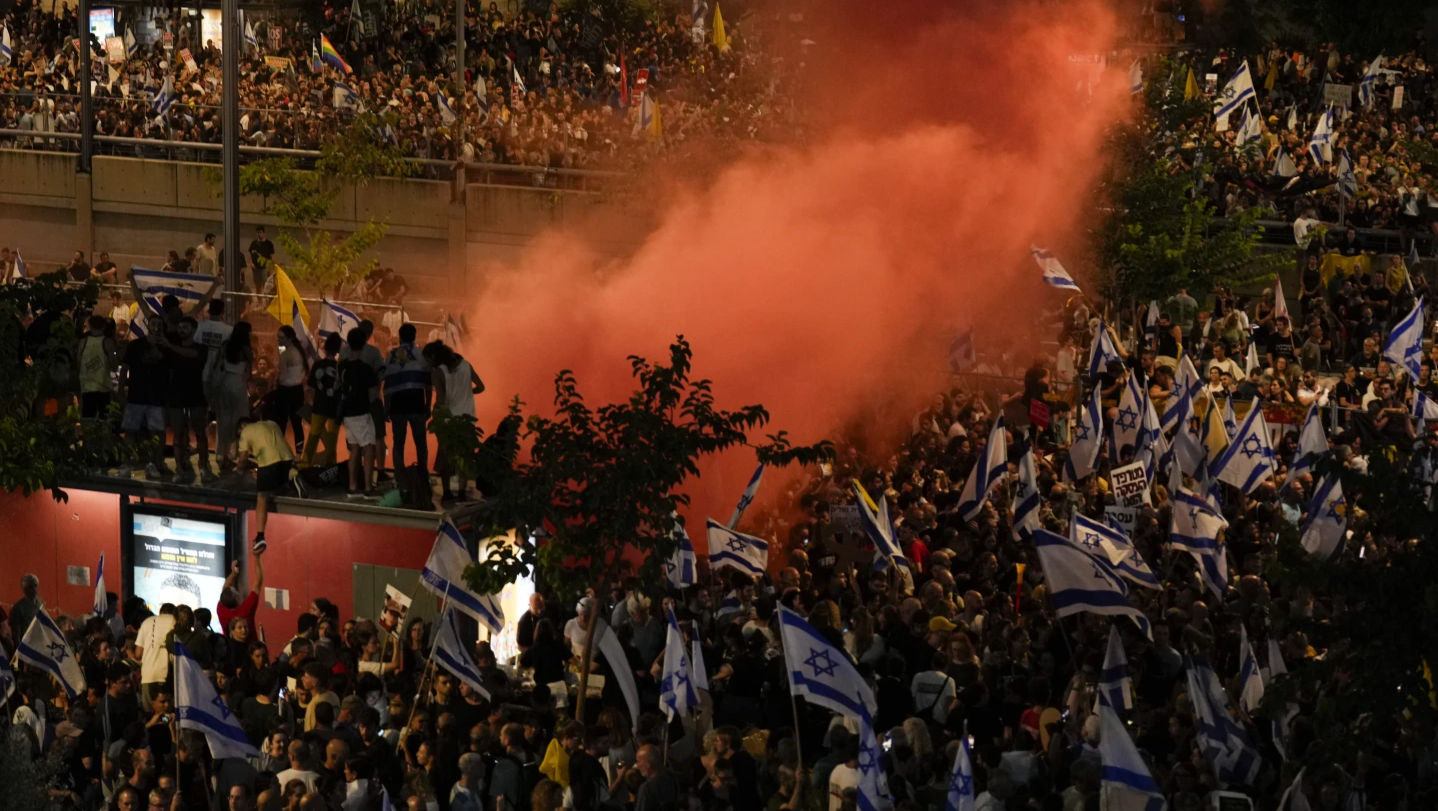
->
[[123, 502, 237, 631]]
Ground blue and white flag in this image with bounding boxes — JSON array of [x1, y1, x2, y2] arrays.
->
[[1163, 354, 1203, 431], [1337, 149, 1357, 199], [945, 735, 976, 811], [1171, 390, 1207, 479], [1221, 396, 1238, 441], [93, 553, 107, 617], [420, 520, 505, 634], [1088, 323, 1121, 379], [1032, 530, 1151, 639], [1236, 107, 1263, 147], [433, 606, 490, 699], [244, 19, 259, 51], [691, 638, 710, 692], [1186, 655, 1262, 787], [666, 516, 696, 589], [728, 462, 765, 528], [1064, 386, 1103, 481], [1287, 404, 1328, 487], [152, 74, 175, 117], [131, 266, 213, 314], [1273, 146, 1298, 178], [1408, 240, 1420, 271], [175, 641, 257, 759], [511, 59, 526, 96], [1012, 440, 1041, 540], [473, 73, 490, 119], [1307, 106, 1333, 164], [1214, 61, 1256, 119], [334, 81, 361, 110], [856, 704, 890, 811], [1383, 297, 1425, 382], [1237, 624, 1264, 714], [855, 485, 909, 570], [1358, 54, 1384, 107], [11, 249, 25, 279], [1032, 245, 1082, 292], [1112, 373, 1145, 460], [0, 27, 12, 65], [706, 519, 768, 577], [777, 606, 877, 721], [1129, 61, 1144, 95], [660, 608, 698, 720], [1143, 300, 1160, 348], [1098, 624, 1132, 714], [1171, 488, 1229, 599], [956, 416, 1007, 521], [317, 298, 361, 343], [1300, 474, 1346, 560], [1070, 513, 1161, 590], [1416, 391, 1438, 422], [124, 27, 138, 56], [1097, 699, 1165, 811], [0, 640, 14, 705], [16, 608, 86, 698], [1212, 399, 1275, 493], [436, 91, 456, 126]]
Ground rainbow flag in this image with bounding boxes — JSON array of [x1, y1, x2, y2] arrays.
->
[[319, 33, 351, 74]]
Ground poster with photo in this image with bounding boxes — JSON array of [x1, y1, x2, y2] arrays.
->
[[379, 584, 412, 638], [129, 509, 230, 631]]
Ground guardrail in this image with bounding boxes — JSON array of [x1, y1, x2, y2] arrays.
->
[[1216, 217, 1430, 256]]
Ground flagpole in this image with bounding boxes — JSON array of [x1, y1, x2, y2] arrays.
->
[[411, 581, 451, 714], [774, 616, 805, 797]]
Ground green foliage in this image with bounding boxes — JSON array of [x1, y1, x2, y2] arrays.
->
[[207, 114, 412, 289], [0, 274, 137, 500], [445, 337, 833, 603]]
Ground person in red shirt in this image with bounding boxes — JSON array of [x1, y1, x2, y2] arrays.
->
[[218, 549, 265, 633]]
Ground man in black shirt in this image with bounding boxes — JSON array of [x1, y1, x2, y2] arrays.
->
[[155, 317, 211, 484], [248, 226, 275, 293], [339, 328, 380, 496], [1265, 316, 1297, 369], [516, 593, 545, 652], [67, 250, 90, 282], [120, 318, 170, 479]]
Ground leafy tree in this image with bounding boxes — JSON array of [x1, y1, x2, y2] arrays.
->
[[207, 112, 413, 290], [0, 273, 135, 500], [433, 337, 833, 707]]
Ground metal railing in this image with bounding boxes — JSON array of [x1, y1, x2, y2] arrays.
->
[[0, 128, 621, 190], [1212, 217, 1429, 256]]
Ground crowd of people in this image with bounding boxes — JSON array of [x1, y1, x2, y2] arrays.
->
[[0, 0, 797, 172], [1149, 38, 1438, 248]]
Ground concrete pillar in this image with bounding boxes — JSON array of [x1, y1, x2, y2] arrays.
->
[[76, 170, 95, 258], [449, 168, 469, 298]]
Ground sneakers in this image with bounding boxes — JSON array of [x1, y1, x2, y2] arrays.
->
[[199, 470, 219, 485], [291, 474, 308, 499], [345, 490, 365, 500], [251, 535, 267, 555]]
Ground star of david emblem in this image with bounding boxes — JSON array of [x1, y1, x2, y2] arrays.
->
[[1326, 496, 1345, 522], [1188, 507, 1202, 524], [1116, 406, 1139, 432], [803, 648, 838, 678], [212, 694, 231, 721], [1092, 562, 1108, 580], [951, 770, 973, 796], [726, 536, 748, 554], [47, 641, 68, 662], [1240, 435, 1265, 459], [674, 669, 689, 690], [858, 741, 878, 775], [1076, 421, 1091, 441], [664, 556, 676, 575], [1080, 532, 1102, 550]]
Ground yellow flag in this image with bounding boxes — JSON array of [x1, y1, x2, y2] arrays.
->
[[1199, 392, 1229, 463], [1184, 67, 1199, 100], [647, 98, 663, 138], [851, 479, 879, 512], [1264, 64, 1278, 91], [713, 2, 730, 53], [265, 265, 311, 329]]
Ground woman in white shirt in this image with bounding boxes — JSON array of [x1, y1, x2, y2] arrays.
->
[[272, 326, 310, 452], [425, 341, 487, 500]]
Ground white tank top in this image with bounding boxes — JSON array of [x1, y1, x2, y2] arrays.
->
[[439, 360, 475, 417]]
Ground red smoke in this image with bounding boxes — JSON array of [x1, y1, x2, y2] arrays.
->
[[457, 0, 1130, 525]]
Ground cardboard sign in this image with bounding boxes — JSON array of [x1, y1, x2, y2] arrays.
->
[[268, 25, 283, 51], [1393, 86, 1405, 110], [830, 504, 863, 538], [1111, 462, 1149, 507], [264, 55, 292, 71], [378, 584, 412, 638], [162, 31, 174, 50], [1104, 505, 1139, 534], [105, 36, 126, 64], [180, 47, 198, 72], [1322, 83, 1353, 108], [1029, 398, 1051, 430]]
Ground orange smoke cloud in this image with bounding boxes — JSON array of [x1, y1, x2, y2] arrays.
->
[[459, 0, 1130, 520]]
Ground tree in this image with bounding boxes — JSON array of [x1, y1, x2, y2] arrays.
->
[[0, 273, 134, 500], [207, 112, 413, 290], [432, 337, 833, 705]]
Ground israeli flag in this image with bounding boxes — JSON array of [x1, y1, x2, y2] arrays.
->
[[956, 416, 1007, 521], [334, 81, 361, 110], [1307, 106, 1333, 164], [437, 91, 456, 126], [152, 74, 175, 117], [1112, 373, 1145, 460], [1186, 655, 1262, 787], [1012, 440, 1041, 540], [1300, 474, 1346, 560], [1416, 391, 1438, 422], [855, 486, 908, 571], [1212, 399, 1275, 493], [1064, 386, 1103, 481], [1070, 513, 1160, 590], [1286, 404, 1328, 487], [1163, 354, 1203, 431], [175, 642, 258, 760], [1213, 60, 1255, 119], [124, 27, 138, 56], [660, 608, 698, 719], [131, 266, 213, 313], [777, 606, 877, 721], [511, 59, 526, 95], [706, 519, 768, 577], [1170, 488, 1229, 599], [433, 606, 490, 699], [1236, 107, 1262, 146], [945, 735, 976, 811], [1336, 149, 1357, 199], [596, 620, 642, 726], [665, 515, 696, 589], [1087, 322, 1121, 379], [1032, 530, 1150, 639], [16, 609, 86, 699], [317, 298, 361, 343], [244, 19, 259, 51], [1032, 245, 1081, 292], [0, 26, 12, 65], [1097, 699, 1165, 811], [1358, 54, 1384, 107], [0, 640, 15, 705], [728, 462, 765, 528], [1221, 396, 1238, 440], [1383, 297, 1425, 382], [856, 704, 890, 811], [93, 553, 107, 617], [1097, 624, 1132, 713], [1237, 624, 1264, 714], [419, 520, 506, 634], [691, 638, 710, 692], [474, 73, 489, 119], [1171, 390, 1206, 478], [1272, 146, 1298, 178]]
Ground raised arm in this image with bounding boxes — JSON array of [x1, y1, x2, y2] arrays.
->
[[184, 279, 223, 318], [129, 274, 160, 320]]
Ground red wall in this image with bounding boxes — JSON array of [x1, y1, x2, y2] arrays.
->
[[0, 489, 435, 651]]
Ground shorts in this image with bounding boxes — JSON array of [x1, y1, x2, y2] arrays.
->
[[121, 404, 165, 432], [344, 414, 376, 447], [256, 460, 294, 494]]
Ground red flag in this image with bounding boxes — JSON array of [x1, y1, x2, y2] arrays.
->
[[619, 52, 629, 108]]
